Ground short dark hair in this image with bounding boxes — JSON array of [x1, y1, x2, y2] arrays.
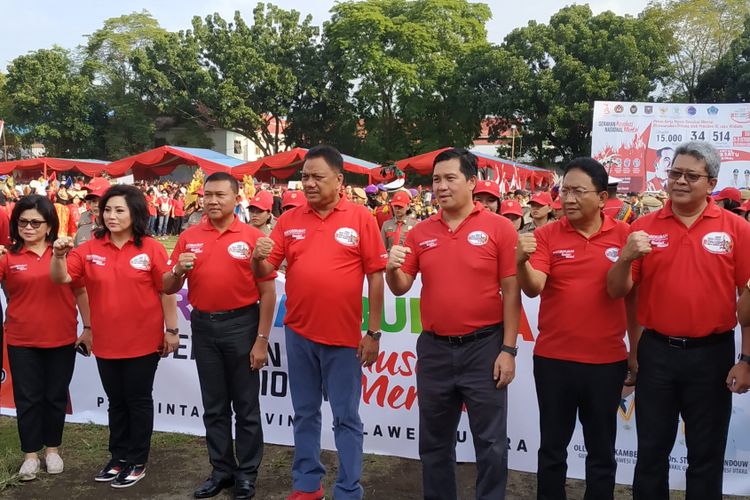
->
[[433, 148, 478, 180], [305, 145, 344, 173], [94, 185, 150, 247], [204, 172, 240, 193], [562, 157, 609, 193], [10, 195, 59, 254]]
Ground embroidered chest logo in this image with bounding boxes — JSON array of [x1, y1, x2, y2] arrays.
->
[[418, 238, 438, 249], [467, 231, 489, 246], [702, 232, 733, 255], [86, 254, 107, 266], [227, 241, 251, 260], [604, 247, 620, 263], [334, 227, 359, 247], [129, 253, 151, 271], [552, 249, 575, 260], [284, 228, 306, 240], [186, 242, 204, 254], [648, 233, 669, 248], [9, 264, 28, 273]]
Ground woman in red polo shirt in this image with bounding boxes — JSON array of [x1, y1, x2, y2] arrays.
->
[[50, 185, 178, 490], [2, 195, 89, 482]]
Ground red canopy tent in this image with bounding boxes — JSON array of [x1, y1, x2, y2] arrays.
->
[[103, 146, 234, 179], [395, 147, 553, 190], [0, 158, 109, 178], [232, 148, 380, 181]]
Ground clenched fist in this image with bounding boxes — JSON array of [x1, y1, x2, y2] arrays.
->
[[253, 237, 274, 261], [516, 233, 537, 265], [53, 237, 74, 257], [387, 245, 411, 271], [620, 231, 652, 262], [174, 252, 197, 275]]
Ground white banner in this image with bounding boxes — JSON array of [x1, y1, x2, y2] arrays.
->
[[2, 276, 750, 495], [591, 101, 750, 193]]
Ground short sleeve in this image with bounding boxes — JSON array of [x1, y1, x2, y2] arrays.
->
[[401, 226, 420, 277], [150, 240, 170, 291], [67, 245, 86, 282], [529, 225, 551, 276], [496, 216, 518, 280], [359, 210, 387, 274], [267, 216, 286, 269]]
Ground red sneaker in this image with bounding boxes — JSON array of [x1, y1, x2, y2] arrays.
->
[[287, 485, 325, 500]]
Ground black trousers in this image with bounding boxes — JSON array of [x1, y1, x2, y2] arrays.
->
[[96, 353, 159, 465], [633, 331, 734, 500], [416, 328, 508, 500], [533, 355, 627, 500], [7, 343, 76, 453], [191, 306, 263, 483]]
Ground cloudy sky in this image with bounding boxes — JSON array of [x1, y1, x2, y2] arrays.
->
[[1, 0, 651, 70]]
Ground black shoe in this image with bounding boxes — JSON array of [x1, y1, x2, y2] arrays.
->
[[194, 476, 235, 498], [234, 479, 255, 499], [111, 464, 146, 488], [94, 459, 126, 482]]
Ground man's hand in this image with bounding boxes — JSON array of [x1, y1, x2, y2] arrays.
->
[[624, 349, 638, 387], [620, 231, 652, 262], [53, 237, 75, 257], [387, 245, 411, 272], [161, 332, 179, 357], [516, 233, 537, 265], [174, 252, 197, 275], [250, 338, 269, 371], [726, 361, 750, 394], [253, 237, 274, 261], [357, 334, 380, 367], [75, 328, 93, 353], [494, 352, 516, 388]]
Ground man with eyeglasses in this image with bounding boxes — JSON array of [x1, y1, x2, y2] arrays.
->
[[607, 141, 750, 500], [516, 157, 634, 500]]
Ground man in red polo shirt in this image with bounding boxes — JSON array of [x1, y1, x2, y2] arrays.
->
[[252, 145, 386, 500], [163, 172, 276, 500], [608, 141, 750, 500], [386, 148, 520, 500], [516, 157, 634, 499]]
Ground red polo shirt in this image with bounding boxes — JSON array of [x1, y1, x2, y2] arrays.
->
[[67, 235, 169, 359], [173, 199, 185, 217], [530, 215, 629, 363], [401, 203, 517, 335], [0, 209, 10, 246], [267, 197, 387, 347], [631, 198, 750, 337], [170, 216, 276, 312], [0, 246, 79, 347], [145, 195, 157, 217]]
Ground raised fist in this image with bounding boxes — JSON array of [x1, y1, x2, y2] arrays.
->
[[253, 237, 274, 261]]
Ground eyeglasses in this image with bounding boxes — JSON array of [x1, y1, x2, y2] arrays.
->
[[17, 219, 46, 228], [666, 169, 711, 183], [559, 188, 598, 199]]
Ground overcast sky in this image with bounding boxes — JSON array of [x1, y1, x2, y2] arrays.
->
[[1, 0, 652, 70]]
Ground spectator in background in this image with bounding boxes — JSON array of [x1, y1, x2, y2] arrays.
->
[[351, 188, 368, 206], [500, 200, 524, 232], [156, 189, 172, 238], [145, 188, 158, 234], [170, 192, 186, 235], [381, 191, 417, 252], [521, 192, 554, 233], [74, 178, 108, 247], [248, 191, 275, 236], [473, 180, 501, 214], [281, 190, 306, 213]]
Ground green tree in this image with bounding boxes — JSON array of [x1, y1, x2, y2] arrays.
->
[[322, 0, 493, 162], [487, 5, 673, 164], [132, 3, 319, 156], [695, 15, 750, 102], [4, 47, 95, 157], [644, 0, 750, 102], [83, 11, 169, 159]]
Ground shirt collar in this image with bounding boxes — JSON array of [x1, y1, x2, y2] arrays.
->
[[429, 201, 483, 223], [303, 195, 349, 214], [561, 212, 616, 236], [200, 215, 243, 233], [18, 244, 52, 255], [657, 197, 720, 220], [102, 233, 135, 247]]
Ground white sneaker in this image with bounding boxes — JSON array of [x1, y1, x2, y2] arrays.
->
[[45, 452, 64, 474], [18, 457, 40, 481]]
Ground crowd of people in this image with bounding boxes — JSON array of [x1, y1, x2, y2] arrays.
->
[[2, 141, 750, 500]]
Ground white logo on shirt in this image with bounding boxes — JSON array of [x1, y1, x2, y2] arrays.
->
[[186, 242, 204, 254], [552, 249, 575, 259], [605, 247, 620, 263], [129, 253, 151, 271], [284, 228, 306, 240], [334, 227, 359, 247], [467, 231, 489, 246], [419, 238, 438, 249], [648, 233, 669, 248], [702, 232, 733, 255], [227, 241, 251, 260], [9, 264, 27, 273], [86, 254, 107, 266]]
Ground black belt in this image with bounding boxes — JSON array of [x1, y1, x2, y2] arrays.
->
[[423, 323, 502, 345], [192, 304, 258, 321], [644, 328, 733, 349]]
